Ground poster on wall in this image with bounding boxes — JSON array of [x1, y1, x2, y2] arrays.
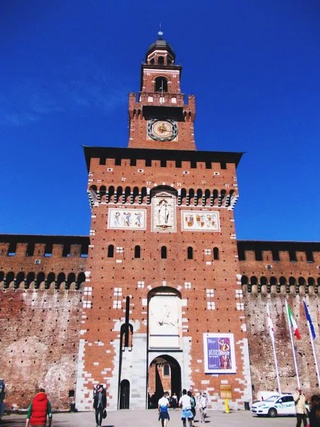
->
[[203, 333, 236, 374], [108, 208, 146, 230]]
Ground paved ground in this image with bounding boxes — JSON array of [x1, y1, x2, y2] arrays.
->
[[0, 409, 298, 427]]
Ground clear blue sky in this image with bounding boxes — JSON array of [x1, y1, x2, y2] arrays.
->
[[1, 0, 319, 241]]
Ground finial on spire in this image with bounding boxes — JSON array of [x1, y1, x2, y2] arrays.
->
[[158, 23, 163, 39]]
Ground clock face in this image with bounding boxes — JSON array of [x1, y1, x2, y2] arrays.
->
[[147, 119, 178, 142]]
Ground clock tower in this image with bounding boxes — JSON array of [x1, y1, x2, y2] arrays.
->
[[77, 33, 250, 412], [128, 31, 196, 150]]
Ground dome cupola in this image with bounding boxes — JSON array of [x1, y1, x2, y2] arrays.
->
[[145, 31, 175, 66]]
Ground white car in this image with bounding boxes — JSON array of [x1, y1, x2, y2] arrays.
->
[[251, 394, 295, 417]]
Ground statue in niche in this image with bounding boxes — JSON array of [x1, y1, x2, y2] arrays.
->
[[152, 192, 176, 232], [158, 199, 170, 226]]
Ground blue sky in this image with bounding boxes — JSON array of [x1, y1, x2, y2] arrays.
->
[[1, 0, 319, 241]]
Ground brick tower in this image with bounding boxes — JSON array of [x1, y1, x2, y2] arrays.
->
[[76, 32, 251, 411]]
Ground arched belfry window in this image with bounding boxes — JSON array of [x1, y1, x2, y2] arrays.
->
[[155, 77, 168, 92], [158, 56, 164, 65]]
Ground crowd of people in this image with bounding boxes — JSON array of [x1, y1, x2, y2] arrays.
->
[[158, 389, 208, 427], [20, 384, 320, 427]]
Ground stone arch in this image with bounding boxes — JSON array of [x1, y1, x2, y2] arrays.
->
[[148, 354, 181, 408]]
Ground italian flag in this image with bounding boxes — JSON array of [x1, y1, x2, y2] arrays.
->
[[286, 301, 301, 340]]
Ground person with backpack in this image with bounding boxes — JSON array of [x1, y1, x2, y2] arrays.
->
[[25, 388, 52, 427]]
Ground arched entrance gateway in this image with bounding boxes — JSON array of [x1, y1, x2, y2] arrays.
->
[[148, 355, 181, 408], [147, 287, 182, 408]]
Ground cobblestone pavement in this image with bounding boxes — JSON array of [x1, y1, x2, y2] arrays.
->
[[0, 409, 297, 427]]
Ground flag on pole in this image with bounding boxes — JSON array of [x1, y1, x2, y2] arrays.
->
[[267, 304, 275, 343], [303, 301, 316, 340], [287, 302, 301, 340]]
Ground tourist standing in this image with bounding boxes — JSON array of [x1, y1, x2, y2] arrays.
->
[[25, 388, 52, 427], [294, 388, 308, 427]]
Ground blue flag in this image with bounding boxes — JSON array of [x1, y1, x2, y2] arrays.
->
[[303, 301, 316, 340]]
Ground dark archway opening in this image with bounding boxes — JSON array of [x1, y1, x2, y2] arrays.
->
[[119, 379, 130, 409], [148, 355, 181, 409]]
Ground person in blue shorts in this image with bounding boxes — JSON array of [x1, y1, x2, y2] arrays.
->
[[179, 389, 193, 427], [158, 391, 170, 427]]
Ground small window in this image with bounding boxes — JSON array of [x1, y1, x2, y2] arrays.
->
[[161, 246, 167, 259], [134, 245, 141, 259], [187, 247, 193, 260], [108, 245, 114, 258], [163, 364, 170, 376], [213, 247, 219, 260]]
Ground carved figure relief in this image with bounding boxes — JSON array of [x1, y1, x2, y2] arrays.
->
[[152, 192, 176, 232], [108, 208, 146, 230]]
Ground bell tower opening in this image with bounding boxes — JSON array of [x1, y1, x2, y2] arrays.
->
[[155, 76, 168, 92]]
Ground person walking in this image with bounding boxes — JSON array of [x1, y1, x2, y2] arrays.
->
[[309, 394, 320, 427], [93, 384, 107, 427], [25, 388, 52, 427], [179, 389, 193, 427], [158, 391, 170, 427], [294, 388, 308, 427], [188, 390, 196, 427], [199, 391, 208, 423]]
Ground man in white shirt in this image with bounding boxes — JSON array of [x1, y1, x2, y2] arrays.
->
[[158, 392, 170, 427], [179, 389, 193, 427]]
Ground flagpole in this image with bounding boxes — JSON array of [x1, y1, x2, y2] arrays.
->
[[267, 303, 282, 394], [304, 299, 320, 387], [307, 319, 320, 387], [285, 299, 300, 389]]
